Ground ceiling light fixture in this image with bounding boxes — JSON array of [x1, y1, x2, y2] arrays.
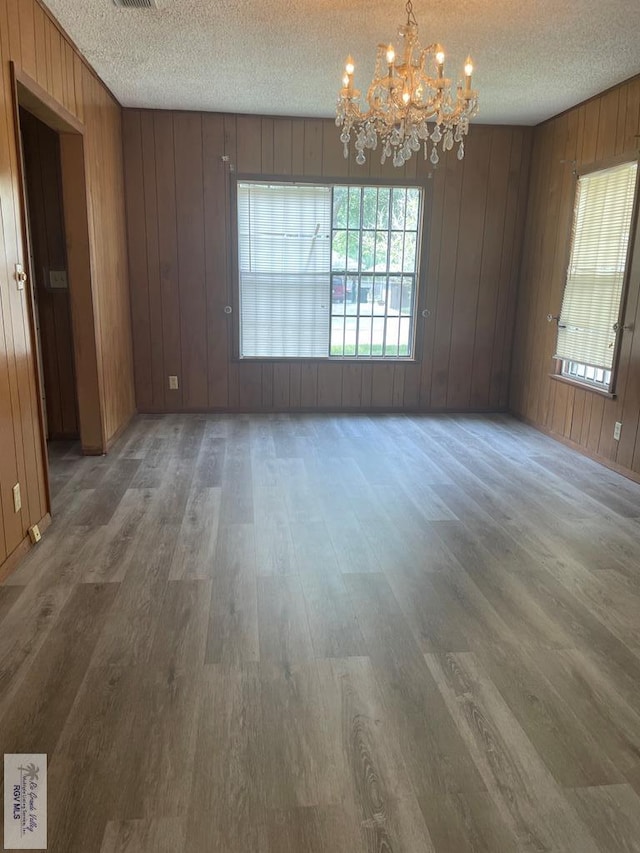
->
[[336, 0, 479, 167]]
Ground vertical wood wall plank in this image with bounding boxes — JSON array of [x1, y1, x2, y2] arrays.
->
[[174, 111, 208, 408], [154, 111, 183, 409], [203, 113, 230, 409]]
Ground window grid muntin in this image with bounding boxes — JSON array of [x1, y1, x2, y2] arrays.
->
[[329, 185, 421, 359], [561, 359, 612, 390]]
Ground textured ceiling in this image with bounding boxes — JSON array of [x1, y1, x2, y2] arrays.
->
[[43, 0, 640, 125]]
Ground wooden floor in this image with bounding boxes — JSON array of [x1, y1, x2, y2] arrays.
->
[[1, 413, 640, 852]]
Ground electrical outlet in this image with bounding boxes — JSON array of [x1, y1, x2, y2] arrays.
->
[[28, 524, 41, 544], [614, 421, 622, 441], [12, 483, 21, 513], [168, 375, 179, 390]]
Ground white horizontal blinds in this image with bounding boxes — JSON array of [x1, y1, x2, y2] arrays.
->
[[555, 161, 638, 370], [237, 182, 332, 357]]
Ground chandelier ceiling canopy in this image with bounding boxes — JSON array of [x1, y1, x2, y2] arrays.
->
[[336, 0, 479, 168]]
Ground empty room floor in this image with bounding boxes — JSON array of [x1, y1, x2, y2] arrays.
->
[[1, 413, 640, 852]]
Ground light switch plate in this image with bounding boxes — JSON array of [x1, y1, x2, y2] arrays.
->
[[168, 375, 179, 390], [12, 483, 21, 513], [614, 421, 622, 441], [49, 270, 68, 290]]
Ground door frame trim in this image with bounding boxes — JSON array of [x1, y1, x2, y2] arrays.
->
[[10, 63, 106, 472]]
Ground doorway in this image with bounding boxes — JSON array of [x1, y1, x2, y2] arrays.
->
[[11, 64, 107, 512], [19, 107, 80, 449]]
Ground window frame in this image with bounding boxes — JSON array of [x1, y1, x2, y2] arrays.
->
[[230, 174, 430, 363], [552, 154, 640, 396]]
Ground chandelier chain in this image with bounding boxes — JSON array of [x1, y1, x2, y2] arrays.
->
[[405, 0, 417, 26]]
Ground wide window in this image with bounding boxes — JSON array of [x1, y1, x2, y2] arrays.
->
[[555, 160, 638, 391], [236, 181, 423, 359]]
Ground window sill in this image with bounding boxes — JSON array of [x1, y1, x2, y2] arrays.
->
[[236, 356, 418, 364], [548, 372, 616, 399]]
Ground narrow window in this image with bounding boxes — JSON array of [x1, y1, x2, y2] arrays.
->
[[555, 160, 638, 391]]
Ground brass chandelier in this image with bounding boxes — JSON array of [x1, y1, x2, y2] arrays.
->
[[336, 0, 479, 167]]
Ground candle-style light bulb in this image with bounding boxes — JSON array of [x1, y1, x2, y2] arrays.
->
[[464, 56, 473, 93], [435, 50, 445, 66], [342, 73, 350, 88], [402, 90, 411, 105], [345, 56, 355, 75], [386, 44, 395, 65]]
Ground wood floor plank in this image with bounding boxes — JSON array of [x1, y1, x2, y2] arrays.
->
[[257, 575, 314, 664], [384, 562, 513, 654], [71, 458, 142, 527], [0, 583, 74, 714], [290, 518, 342, 576], [266, 806, 364, 853], [186, 663, 266, 853], [475, 641, 625, 787], [205, 523, 259, 664], [0, 583, 118, 756], [425, 651, 601, 852], [316, 656, 436, 852], [149, 579, 211, 670], [343, 574, 487, 806], [530, 647, 640, 776], [0, 583, 24, 622], [326, 513, 382, 574], [219, 447, 254, 525], [90, 496, 181, 666], [253, 484, 296, 576], [100, 818, 187, 853], [136, 668, 202, 817], [300, 572, 366, 658], [83, 488, 157, 584], [260, 660, 340, 811], [169, 485, 221, 579], [194, 429, 226, 487], [564, 784, 640, 853], [48, 666, 153, 851]]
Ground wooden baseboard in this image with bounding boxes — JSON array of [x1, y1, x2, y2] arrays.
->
[[0, 513, 52, 584], [511, 412, 640, 486], [135, 405, 509, 416]]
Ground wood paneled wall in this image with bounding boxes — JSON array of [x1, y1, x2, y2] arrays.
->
[[124, 111, 531, 414], [20, 107, 78, 439], [0, 0, 135, 574], [510, 76, 640, 479]]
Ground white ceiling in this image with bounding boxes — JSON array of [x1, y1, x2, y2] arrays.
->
[[43, 0, 640, 125]]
